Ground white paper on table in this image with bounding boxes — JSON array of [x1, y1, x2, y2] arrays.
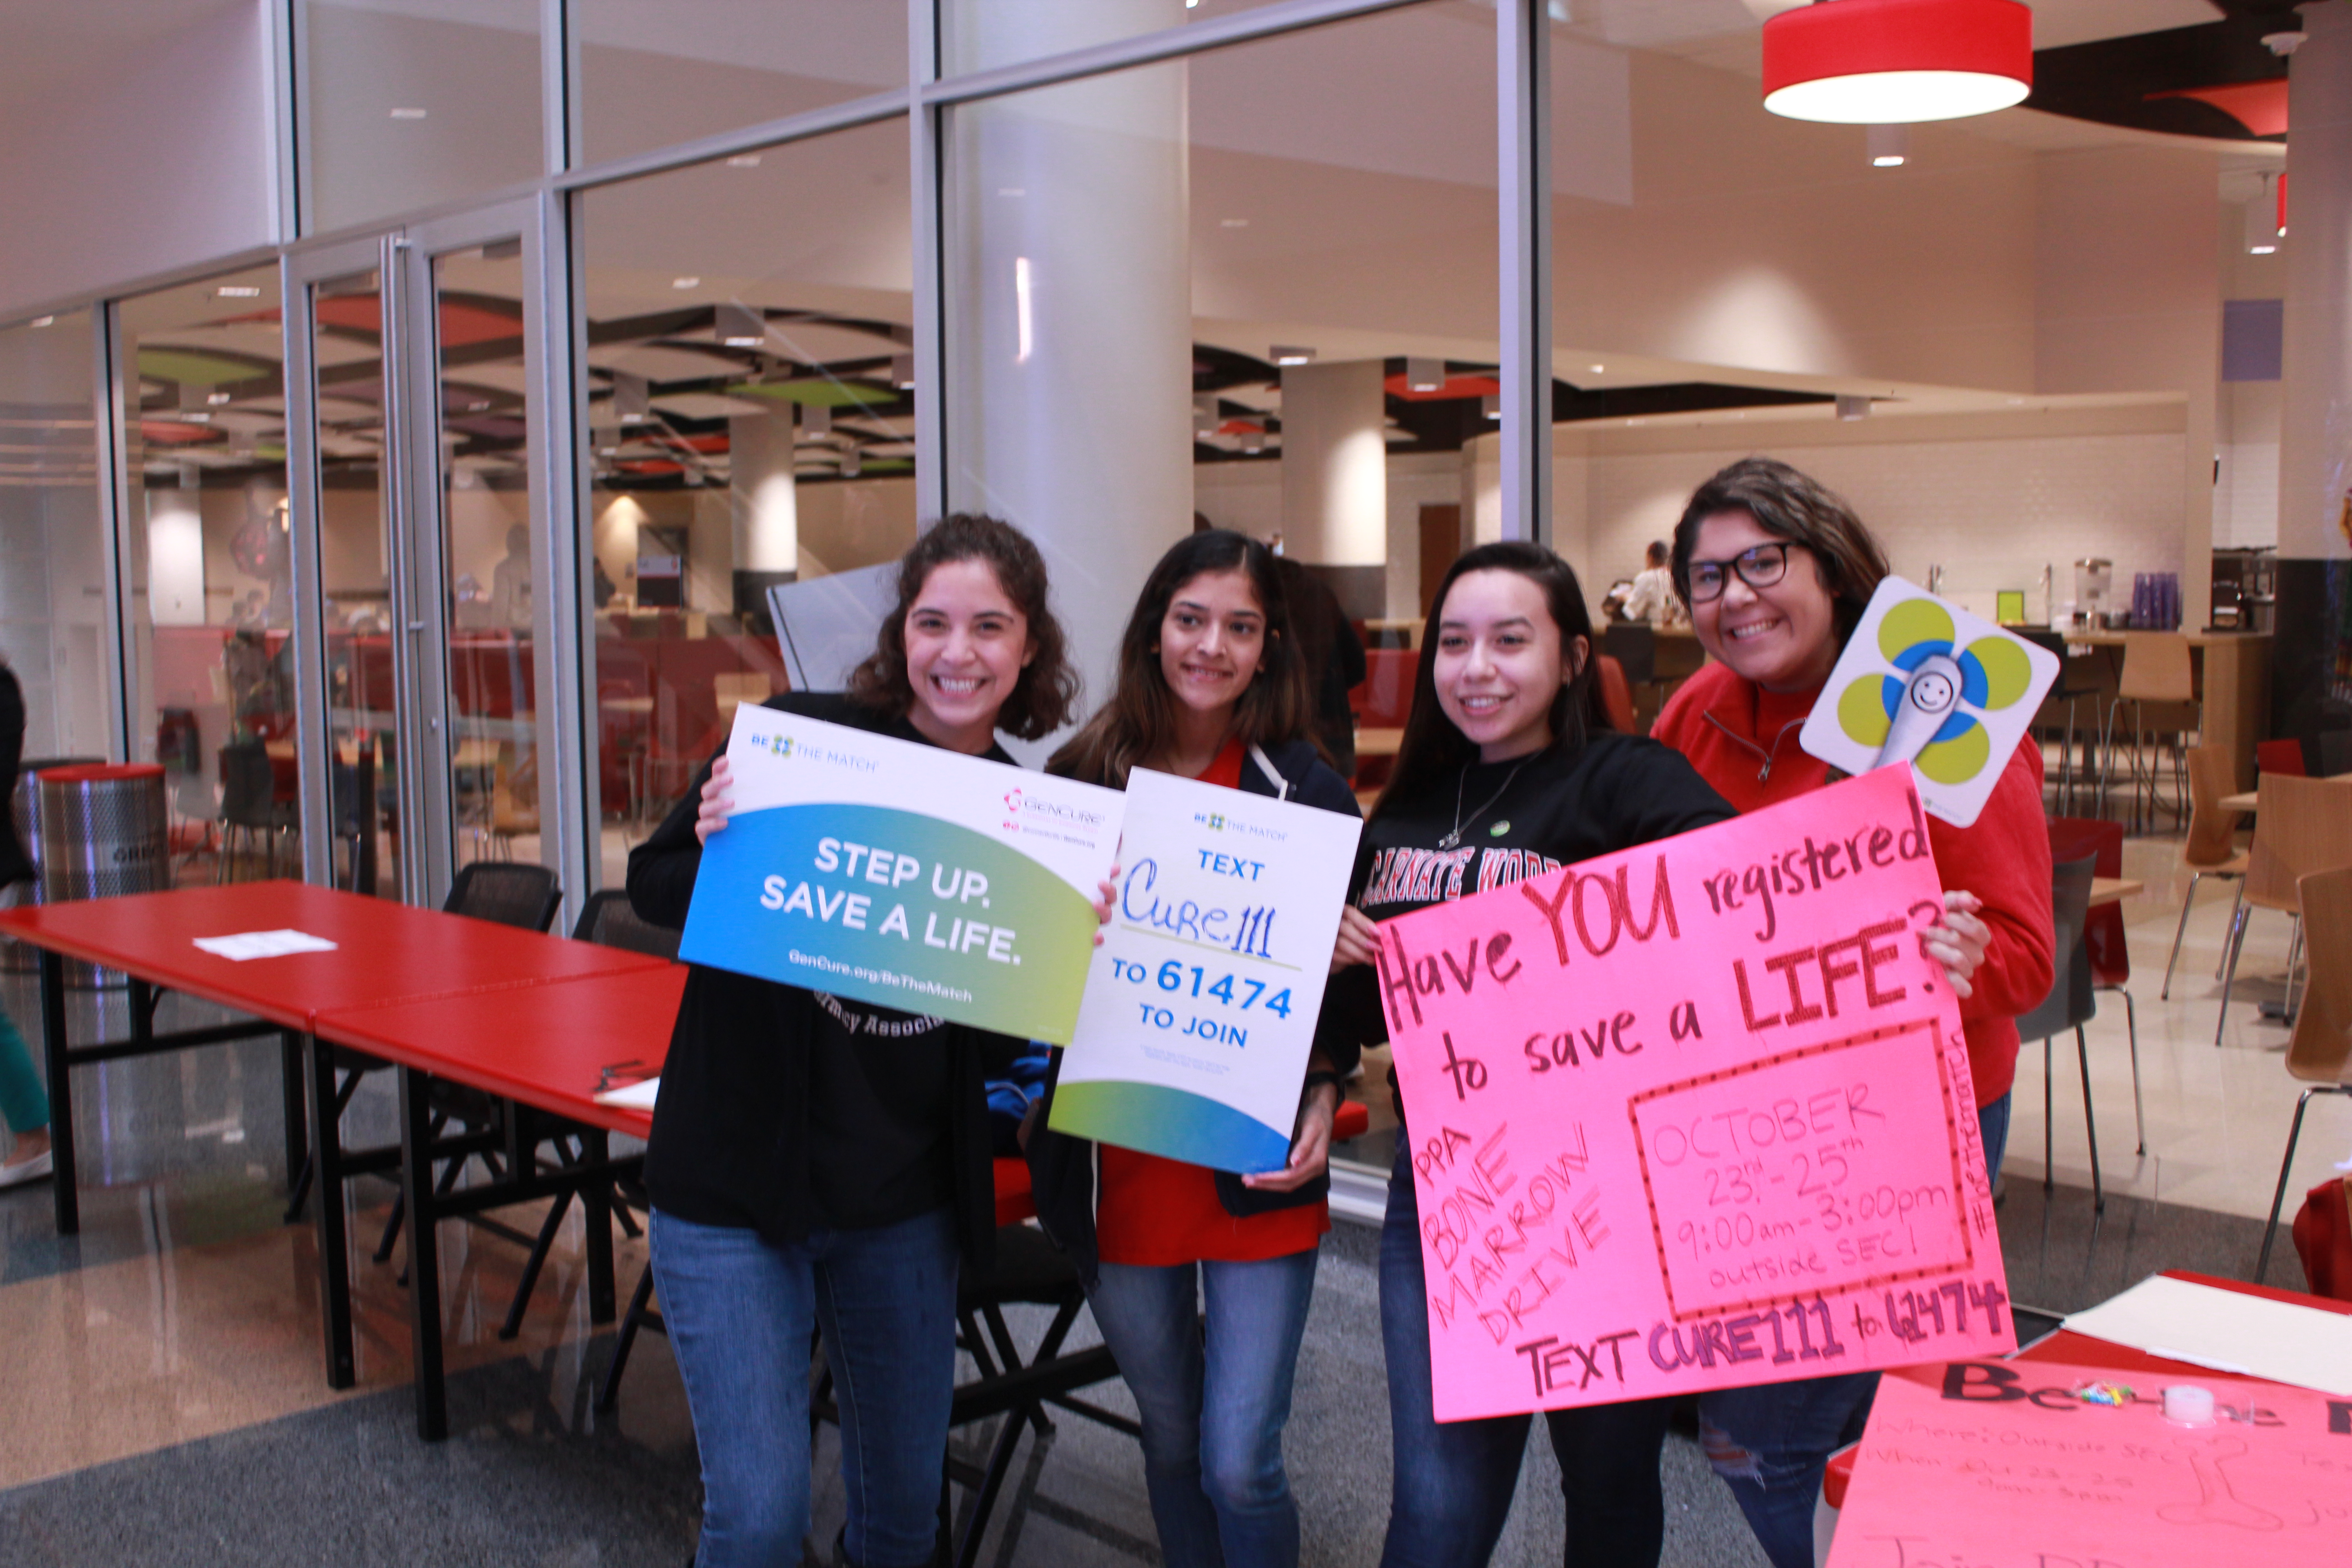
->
[[191, 929, 340, 962], [2061, 1274, 2352, 1396], [593, 1076, 662, 1110]]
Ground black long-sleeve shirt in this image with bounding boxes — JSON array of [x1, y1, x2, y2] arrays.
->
[[627, 692, 1018, 1264]]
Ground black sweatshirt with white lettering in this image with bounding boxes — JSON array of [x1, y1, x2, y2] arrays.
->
[[1329, 730, 1733, 1127]]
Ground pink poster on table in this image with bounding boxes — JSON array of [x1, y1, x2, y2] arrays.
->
[[1382, 766, 2014, 1422], [1828, 1360, 2352, 1567]]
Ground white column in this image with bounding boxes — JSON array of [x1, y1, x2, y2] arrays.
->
[[2279, 7, 2352, 561], [946, 0, 1193, 716], [729, 409, 799, 581], [1279, 360, 1387, 619]]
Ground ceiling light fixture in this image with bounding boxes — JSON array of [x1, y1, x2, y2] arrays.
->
[[672, 276, 701, 289], [1836, 395, 1872, 420], [29, 316, 54, 328], [1588, 363, 1605, 374], [389, 107, 428, 120], [1221, 218, 1249, 228], [216, 285, 262, 299], [1868, 124, 1908, 167], [1271, 345, 1315, 366], [1405, 357, 1445, 393], [715, 303, 767, 348], [890, 353, 916, 390], [207, 391, 232, 406], [1482, 395, 1501, 421], [1762, 0, 2032, 124], [725, 154, 762, 168]]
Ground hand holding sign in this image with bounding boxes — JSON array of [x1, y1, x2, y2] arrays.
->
[[1382, 768, 2013, 1421]]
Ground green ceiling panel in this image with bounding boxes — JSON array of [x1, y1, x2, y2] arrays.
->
[[725, 378, 897, 408]]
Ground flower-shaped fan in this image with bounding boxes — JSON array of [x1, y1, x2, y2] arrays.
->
[[1834, 597, 2036, 784], [1802, 579, 2058, 827]]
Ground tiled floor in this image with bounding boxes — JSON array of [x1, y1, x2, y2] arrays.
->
[[0, 801, 2339, 1565]]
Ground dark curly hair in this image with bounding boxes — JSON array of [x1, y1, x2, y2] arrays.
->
[[846, 513, 1079, 740], [1670, 457, 1890, 646]]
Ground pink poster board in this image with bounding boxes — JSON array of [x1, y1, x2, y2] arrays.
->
[[1828, 1360, 2352, 1567], [1383, 767, 2013, 1421]]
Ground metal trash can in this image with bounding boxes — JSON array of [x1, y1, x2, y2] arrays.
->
[[37, 762, 172, 988], [0, 755, 103, 975]]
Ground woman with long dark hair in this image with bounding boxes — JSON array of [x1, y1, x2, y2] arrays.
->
[[1323, 541, 1735, 1568], [1652, 457, 2052, 1568], [629, 514, 1079, 1568], [1029, 529, 1358, 1568]]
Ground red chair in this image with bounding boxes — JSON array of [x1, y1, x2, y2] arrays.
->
[[2257, 738, 2307, 778], [2047, 816, 2145, 1154], [1595, 655, 1636, 735]]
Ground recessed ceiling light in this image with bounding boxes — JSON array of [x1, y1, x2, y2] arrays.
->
[[29, 316, 54, 328], [725, 154, 761, 168], [389, 107, 427, 120], [1271, 345, 1316, 366], [1221, 218, 1249, 228], [1589, 364, 1605, 373], [466, 400, 490, 412], [599, 446, 619, 456], [207, 391, 232, 406], [672, 276, 700, 289], [217, 285, 261, 299]]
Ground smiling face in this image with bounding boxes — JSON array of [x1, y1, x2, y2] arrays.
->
[[901, 557, 1036, 752], [1687, 509, 1842, 692], [1433, 569, 1584, 763], [1157, 568, 1266, 722]]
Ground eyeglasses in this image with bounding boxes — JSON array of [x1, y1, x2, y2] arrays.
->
[[1686, 542, 1796, 603]]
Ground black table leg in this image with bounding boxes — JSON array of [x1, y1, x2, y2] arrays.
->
[[399, 1064, 447, 1441], [39, 948, 75, 1235], [580, 1128, 616, 1324], [279, 1029, 308, 1196], [306, 1034, 355, 1389]]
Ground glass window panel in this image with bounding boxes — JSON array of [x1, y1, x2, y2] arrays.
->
[[939, 0, 1301, 78], [577, 115, 914, 888], [0, 312, 109, 769], [300, 0, 543, 234], [117, 267, 299, 882], [944, 2, 1495, 1176], [309, 269, 398, 897], [577, 0, 905, 167], [431, 242, 546, 877]]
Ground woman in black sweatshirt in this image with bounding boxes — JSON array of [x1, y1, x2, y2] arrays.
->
[[1323, 543, 1733, 1568], [627, 515, 1078, 1568]]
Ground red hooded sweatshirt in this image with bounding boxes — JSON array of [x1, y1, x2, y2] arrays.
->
[[1653, 662, 2054, 1106]]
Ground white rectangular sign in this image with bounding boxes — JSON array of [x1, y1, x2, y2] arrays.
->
[[1049, 768, 1362, 1173]]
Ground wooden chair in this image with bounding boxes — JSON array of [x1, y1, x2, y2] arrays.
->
[[2255, 866, 2352, 1281], [2102, 633, 2196, 834], [2161, 744, 2249, 1001], [2216, 774, 2352, 1046], [2021, 854, 2104, 1210]]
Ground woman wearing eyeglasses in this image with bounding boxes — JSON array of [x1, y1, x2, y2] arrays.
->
[[1651, 458, 2053, 1568]]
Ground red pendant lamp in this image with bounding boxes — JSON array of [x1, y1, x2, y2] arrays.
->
[[1763, 0, 2034, 124]]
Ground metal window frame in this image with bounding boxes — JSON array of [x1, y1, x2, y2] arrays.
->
[[36, 0, 1555, 916]]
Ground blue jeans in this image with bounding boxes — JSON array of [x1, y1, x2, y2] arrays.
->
[[650, 1206, 959, 1568], [1086, 1248, 1320, 1568], [1695, 1092, 2018, 1568], [1379, 1147, 1670, 1568]]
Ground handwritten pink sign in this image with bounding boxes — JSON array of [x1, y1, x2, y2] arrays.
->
[[1383, 767, 2013, 1421], [1828, 1360, 2352, 1567]]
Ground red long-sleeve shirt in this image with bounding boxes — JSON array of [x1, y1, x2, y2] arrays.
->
[[1654, 662, 2054, 1107]]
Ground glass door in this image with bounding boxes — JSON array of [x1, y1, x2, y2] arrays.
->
[[395, 203, 557, 909], [285, 234, 405, 898]]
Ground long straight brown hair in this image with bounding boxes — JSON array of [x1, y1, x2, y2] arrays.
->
[[1373, 540, 1608, 818], [1048, 530, 1313, 789]]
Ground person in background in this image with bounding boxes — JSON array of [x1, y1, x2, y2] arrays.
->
[[1029, 529, 1360, 1568], [1651, 456, 2053, 1568], [1269, 555, 1367, 779], [1323, 541, 1735, 1568], [1619, 540, 1684, 626], [0, 658, 54, 1190], [628, 514, 1082, 1568]]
